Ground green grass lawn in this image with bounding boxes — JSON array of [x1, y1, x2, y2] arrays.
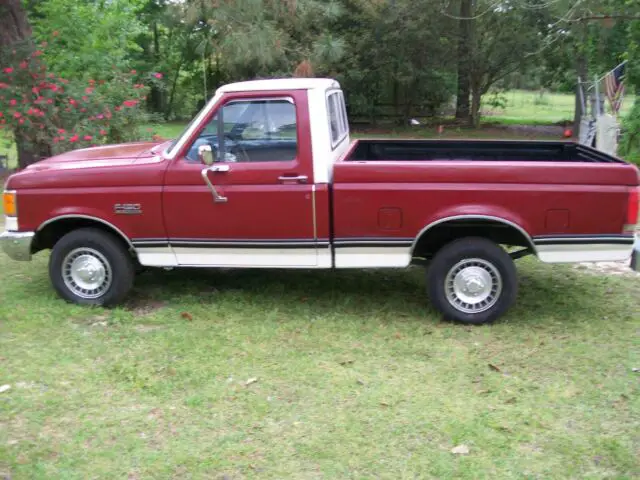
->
[[483, 90, 635, 125], [1, 195, 639, 478]]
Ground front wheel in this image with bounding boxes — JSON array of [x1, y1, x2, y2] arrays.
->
[[426, 237, 517, 324], [49, 228, 135, 306]]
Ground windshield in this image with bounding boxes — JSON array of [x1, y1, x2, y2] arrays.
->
[[165, 100, 212, 156]]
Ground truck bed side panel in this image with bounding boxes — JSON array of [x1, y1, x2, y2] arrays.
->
[[331, 161, 638, 267]]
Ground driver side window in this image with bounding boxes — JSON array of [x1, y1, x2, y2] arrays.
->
[[186, 98, 298, 163]]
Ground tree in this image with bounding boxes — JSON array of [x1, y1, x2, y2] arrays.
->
[[455, 0, 472, 121], [464, 1, 550, 126], [0, 0, 50, 168]]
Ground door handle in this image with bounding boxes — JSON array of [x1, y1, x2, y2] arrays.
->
[[278, 175, 308, 184], [201, 166, 228, 203]]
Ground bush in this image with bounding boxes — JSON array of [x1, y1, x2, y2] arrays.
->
[[619, 99, 640, 166], [0, 41, 162, 165]]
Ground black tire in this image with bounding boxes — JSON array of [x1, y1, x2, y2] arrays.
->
[[426, 237, 517, 325], [49, 228, 135, 306]]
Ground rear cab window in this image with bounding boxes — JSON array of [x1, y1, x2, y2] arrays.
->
[[327, 90, 348, 149]]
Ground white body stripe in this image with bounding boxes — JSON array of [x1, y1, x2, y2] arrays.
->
[[136, 245, 333, 268], [334, 246, 412, 268], [536, 243, 634, 263], [136, 246, 177, 267]]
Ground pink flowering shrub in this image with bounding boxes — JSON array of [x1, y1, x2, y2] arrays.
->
[[0, 41, 163, 162]]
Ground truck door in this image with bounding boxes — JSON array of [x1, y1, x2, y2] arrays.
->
[[161, 90, 320, 267]]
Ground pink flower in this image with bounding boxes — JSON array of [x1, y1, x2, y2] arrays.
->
[[123, 100, 138, 107], [46, 98, 53, 104], [114, 106, 121, 111], [83, 135, 92, 141], [69, 98, 77, 106], [154, 73, 163, 79], [32, 50, 43, 57], [99, 129, 107, 135], [58, 128, 65, 134], [19, 61, 28, 69], [13, 111, 21, 118], [3, 67, 13, 74], [53, 137, 60, 143], [85, 87, 94, 94], [0, 83, 8, 89], [18, 118, 24, 124], [82, 96, 88, 102], [52, 30, 59, 37], [9, 99, 17, 106], [130, 69, 137, 74], [97, 114, 104, 119], [0, 112, 3, 117], [69, 135, 78, 143], [80, 108, 86, 112], [32, 87, 40, 94]]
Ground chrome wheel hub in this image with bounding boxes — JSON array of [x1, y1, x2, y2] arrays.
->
[[62, 248, 112, 299], [445, 258, 502, 313]]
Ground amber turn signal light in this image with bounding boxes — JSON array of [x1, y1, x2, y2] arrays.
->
[[2, 191, 17, 217]]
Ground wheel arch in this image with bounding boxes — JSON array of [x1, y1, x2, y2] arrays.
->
[[411, 214, 536, 259], [33, 215, 134, 254]]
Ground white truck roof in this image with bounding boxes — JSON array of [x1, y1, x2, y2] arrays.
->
[[218, 78, 340, 93]]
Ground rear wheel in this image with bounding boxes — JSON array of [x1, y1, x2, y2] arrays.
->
[[426, 237, 517, 324], [49, 228, 134, 306]]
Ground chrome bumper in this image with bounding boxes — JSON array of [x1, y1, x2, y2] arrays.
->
[[0, 230, 35, 261]]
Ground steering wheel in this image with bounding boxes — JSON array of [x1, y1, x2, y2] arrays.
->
[[223, 133, 250, 163]]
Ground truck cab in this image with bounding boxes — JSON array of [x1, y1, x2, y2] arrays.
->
[[2, 78, 639, 324]]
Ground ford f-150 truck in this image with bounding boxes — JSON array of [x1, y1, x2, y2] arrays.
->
[[2, 78, 639, 324]]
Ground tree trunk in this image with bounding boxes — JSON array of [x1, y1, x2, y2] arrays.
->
[[15, 132, 51, 170], [470, 87, 482, 128], [455, 0, 473, 121], [148, 21, 165, 113], [0, 0, 50, 169], [0, 0, 31, 45]]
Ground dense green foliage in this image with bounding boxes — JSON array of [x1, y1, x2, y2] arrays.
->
[[0, 0, 638, 164]]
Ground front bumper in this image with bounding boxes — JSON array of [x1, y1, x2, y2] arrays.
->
[[0, 230, 35, 261]]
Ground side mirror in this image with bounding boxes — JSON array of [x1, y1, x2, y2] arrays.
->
[[198, 144, 215, 166]]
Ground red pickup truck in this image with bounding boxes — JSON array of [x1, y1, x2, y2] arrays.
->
[[2, 78, 639, 324]]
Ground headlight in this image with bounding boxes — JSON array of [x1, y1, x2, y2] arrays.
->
[[3, 190, 17, 217]]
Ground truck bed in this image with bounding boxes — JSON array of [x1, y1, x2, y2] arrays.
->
[[336, 139, 639, 186], [346, 139, 623, 163]]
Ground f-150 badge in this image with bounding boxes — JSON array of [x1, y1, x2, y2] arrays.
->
[[114, 203, 142, 215]]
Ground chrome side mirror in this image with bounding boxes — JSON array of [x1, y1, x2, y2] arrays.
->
[[198, 144, 215, 166]]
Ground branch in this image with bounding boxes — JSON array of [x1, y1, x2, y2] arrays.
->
[[569, 14, 640, 23]]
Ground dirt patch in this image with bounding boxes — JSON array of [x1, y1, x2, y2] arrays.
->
[[125, 298, 167, 316], [134, 324, 165, 333], [574, 261, 639, 277]]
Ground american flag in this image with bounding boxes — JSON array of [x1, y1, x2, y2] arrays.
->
[[604, 62, 626, 114]]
